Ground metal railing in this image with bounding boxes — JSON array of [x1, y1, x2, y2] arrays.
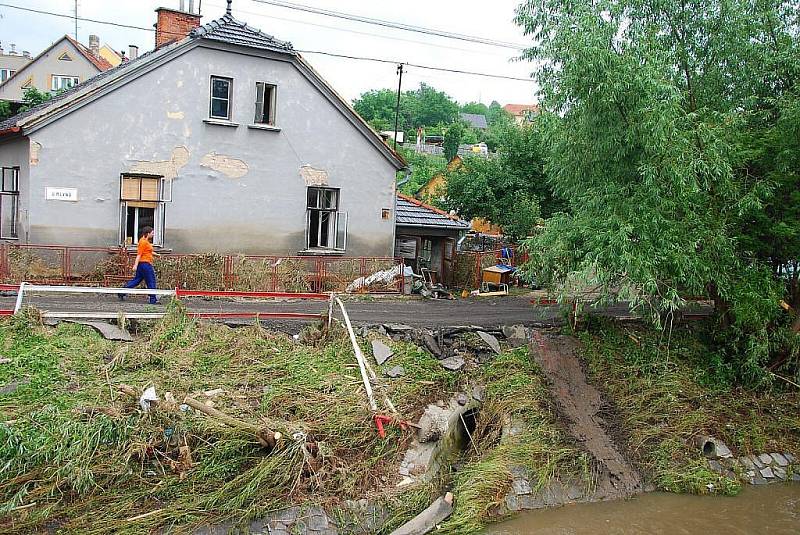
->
[[0, 243, 404, 294]]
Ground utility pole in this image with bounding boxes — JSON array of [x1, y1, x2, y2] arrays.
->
[[393, 63, 404, 150], [73, 0, 78, 40]]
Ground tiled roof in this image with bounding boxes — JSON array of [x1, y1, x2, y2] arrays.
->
[[503, 103, 540, 116], [459, 112, 488, 129], [65, 36, 114, 71], [0, 44, 172, 131], [190, 14, 294, 52], [396, 193, 469, 230]]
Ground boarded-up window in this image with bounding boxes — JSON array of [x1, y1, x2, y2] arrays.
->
[[121, 175, 161, 206], [395, 236, 417, 259], [120, 174, 165, 246]]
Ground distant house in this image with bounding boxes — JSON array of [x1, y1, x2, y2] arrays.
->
[[98, 44, 124, 68], [0, 44, 32, 86], [503, 103, 540, 125], [0, 3, 405, 256], [459, 112, 488, 130], [0, 35, 114, 103], [416, 156, 503, 236]]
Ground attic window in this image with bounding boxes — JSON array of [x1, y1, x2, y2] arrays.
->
[[58, 51, 73, 61], [254, 82, 277, 125]]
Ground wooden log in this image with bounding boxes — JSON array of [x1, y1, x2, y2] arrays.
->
[[183, 396, 281, 448], [389, 493, 454, 535]]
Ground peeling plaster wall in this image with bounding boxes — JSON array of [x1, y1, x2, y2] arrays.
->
[[23, 45, 397, 255]]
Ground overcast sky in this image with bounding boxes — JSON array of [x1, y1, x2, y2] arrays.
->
[[0, 0, 539, 106]]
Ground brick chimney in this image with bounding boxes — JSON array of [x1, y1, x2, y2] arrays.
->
[[88, 34, 100, 57], [154, 5, 202, 48]]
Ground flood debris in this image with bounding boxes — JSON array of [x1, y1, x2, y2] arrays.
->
[[477, 331, 501, 354], [389, 492, 454, 535], [385, 365, 405, 378], [440, 356, 465, 371], [67, 320, 133, 342], [371, 339, 394, 365]]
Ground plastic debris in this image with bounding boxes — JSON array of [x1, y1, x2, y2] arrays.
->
[[139, 386, 159, 412]]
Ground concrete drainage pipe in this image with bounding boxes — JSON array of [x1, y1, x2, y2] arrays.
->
[[694, 435, 733, 459]]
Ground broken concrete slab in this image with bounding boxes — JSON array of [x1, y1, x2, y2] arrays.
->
[[385, 365, 405, 378], [384, 323, 414, 333], [371, 339, 394, 365], [389, 493, 454, 535], [68, 320, 133, 342], [502, 324, 529, 348], [477, 331, 501, 354], [419, 332, 444, 359], [440, 356, 465, 371]]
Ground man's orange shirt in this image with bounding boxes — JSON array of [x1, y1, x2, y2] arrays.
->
[[138, 236, 154, 264]]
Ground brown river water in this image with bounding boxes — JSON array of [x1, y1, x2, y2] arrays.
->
[[487, 484, 800, 534]]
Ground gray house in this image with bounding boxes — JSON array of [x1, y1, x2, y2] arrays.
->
[[0, 4, 405, 257]]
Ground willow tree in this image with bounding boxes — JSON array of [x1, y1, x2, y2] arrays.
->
[[516, 0, 800, 382]]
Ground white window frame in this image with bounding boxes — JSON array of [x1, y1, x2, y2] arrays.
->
[[0, 167, 20, 239], [306, 187, 347, 250], [0, 69, 15, 83], [254, 82, 277, 125], [51, 75, 79, 91], [119, 173, 168, 247], [209, 76, 233, 120]]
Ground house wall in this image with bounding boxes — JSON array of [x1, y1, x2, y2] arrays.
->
[[21, 44, 397, 256], [0, 38, 100, 102]]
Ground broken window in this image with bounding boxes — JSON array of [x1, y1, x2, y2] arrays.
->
[[254, 82, 277, 125], [210, 76, 232, 120], [419, 238, 433, 269], [306, 187, 347, 250], [51, 75, 79, 91], [119, 174, 168, 246], [0, 167, 19, 239]]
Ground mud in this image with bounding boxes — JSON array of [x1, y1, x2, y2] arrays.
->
[[529, 330, 641, 500]]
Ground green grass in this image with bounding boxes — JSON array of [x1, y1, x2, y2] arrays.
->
[[575, 319, 800, 496], [439, 348, 590, 534], [0, 304, 456, 533]]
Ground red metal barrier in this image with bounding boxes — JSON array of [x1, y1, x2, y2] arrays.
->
[[0, 243, 403, 294]]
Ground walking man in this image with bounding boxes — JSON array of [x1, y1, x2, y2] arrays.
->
[[120, 226, 159, 304]]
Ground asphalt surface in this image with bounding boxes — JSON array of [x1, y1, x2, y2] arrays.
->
[[0, 292, 713, 329]]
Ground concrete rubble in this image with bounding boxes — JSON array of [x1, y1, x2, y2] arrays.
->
[[371, 339, 394, 365]]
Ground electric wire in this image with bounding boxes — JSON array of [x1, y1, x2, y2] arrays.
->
[[0, 2, 534, 83], [252, 0, 528, 50]]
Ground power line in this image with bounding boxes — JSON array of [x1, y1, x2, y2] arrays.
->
[[297, 49, 535, 82], [0, 2, 534, 82], [252, 0, 529, 50], [204, 1, 513, 57]]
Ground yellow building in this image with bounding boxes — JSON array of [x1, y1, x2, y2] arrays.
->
[[417, 155, 503, 236]]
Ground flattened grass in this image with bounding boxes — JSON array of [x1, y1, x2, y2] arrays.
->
[[0, 304, 452, 533]]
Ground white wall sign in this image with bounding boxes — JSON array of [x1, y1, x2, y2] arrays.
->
[[45, 187, 78, 202]]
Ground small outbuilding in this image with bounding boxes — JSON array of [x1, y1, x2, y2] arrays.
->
[[394, 193, 469, 286]]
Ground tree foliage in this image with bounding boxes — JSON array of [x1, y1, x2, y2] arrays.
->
[[443, 121, 464, 160], [353, 83, 459, 136], [515, 0, 800, 383], [444, 124, 558, 239], [19, 87, 53, 112]]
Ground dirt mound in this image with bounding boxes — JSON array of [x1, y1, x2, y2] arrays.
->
[[529, 330, 641, 499]]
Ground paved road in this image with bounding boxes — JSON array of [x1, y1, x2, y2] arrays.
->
[[0, 292, 712, 329]]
